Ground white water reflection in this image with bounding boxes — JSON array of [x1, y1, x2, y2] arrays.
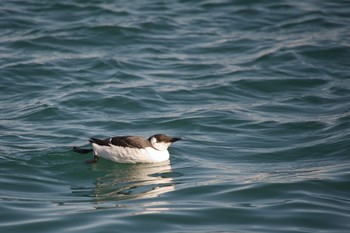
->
[[91, 161, 174, 203]]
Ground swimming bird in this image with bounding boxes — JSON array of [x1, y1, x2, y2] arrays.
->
[[73, 134, 181, 164]]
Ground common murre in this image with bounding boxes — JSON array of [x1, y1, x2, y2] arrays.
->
[[73, 134, 181, 164]]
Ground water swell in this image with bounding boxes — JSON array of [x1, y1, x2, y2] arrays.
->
[[1, 0, 350, 232]]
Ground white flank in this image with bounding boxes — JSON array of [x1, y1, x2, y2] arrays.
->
[[91, 144, 170, 163]]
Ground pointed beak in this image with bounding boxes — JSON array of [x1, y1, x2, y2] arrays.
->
[[171, 137, 181, 143]]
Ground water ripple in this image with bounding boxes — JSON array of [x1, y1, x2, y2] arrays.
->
[[1, 0, 350, 232]]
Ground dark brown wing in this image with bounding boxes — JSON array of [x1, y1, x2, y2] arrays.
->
[[90, 136, 152, 149], [112, 136, 152, 148], [89, 138, 110, 146]]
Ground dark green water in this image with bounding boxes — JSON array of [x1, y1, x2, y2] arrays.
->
[[1, 0, 350, 232]]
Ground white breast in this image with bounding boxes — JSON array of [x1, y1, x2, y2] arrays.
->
[[92, 144, 170, 163]]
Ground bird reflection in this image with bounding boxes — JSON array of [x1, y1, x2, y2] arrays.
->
[[91, 161, 174, 203]]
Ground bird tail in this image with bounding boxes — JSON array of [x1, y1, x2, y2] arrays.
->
[[72, 146, 93, 154]]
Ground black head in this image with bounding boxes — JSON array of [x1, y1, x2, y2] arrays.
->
[[148, 134, 181, 150]]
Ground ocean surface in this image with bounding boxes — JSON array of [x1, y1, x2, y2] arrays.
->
[[1, 0, 350, 232]]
